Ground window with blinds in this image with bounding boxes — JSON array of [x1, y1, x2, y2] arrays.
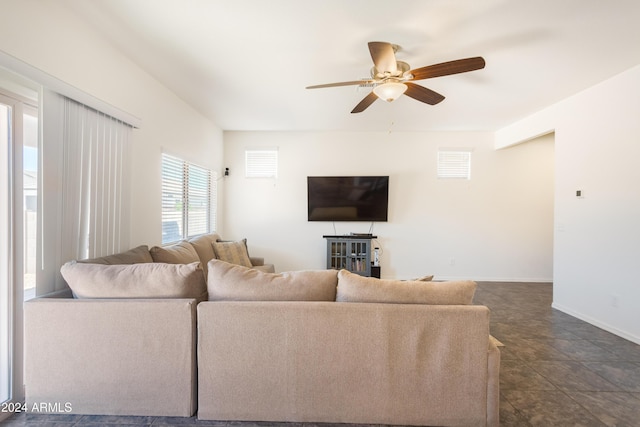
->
[[245, 148, 278, 178], [161, 153, 214, 244], [437, 149, 472, 179]]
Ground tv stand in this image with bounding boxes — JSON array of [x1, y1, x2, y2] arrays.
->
[[323, 235, 379, 277], [348, 232, 373, 237]]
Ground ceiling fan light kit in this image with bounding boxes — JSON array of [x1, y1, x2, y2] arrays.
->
[[373, 82, 408, 102], [306, 41, 485, 113]]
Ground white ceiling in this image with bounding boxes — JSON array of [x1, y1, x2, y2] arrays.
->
[[63, 0, 640, 132]]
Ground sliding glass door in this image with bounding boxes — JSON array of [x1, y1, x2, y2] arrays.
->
[[0, 98, 12, 410], [1, 89, 37, 416]]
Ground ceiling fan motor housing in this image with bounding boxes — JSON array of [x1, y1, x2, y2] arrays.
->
[[371, 60, 411, 80]]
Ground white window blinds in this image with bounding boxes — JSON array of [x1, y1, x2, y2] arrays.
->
[[437, 149, 472, 179], [245, 148, 278, 178], [161, 153, 214, 244], [161, 154, 183, 243]]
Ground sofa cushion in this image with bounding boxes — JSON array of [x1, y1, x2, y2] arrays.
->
[[336, 270, 476, 305], [150, 241, 200, 264], [77, 245, 153, 265], [207, 259, 337, 301], [211, 239, 252, 268], [188, 233, 222, 278], [61, 261, 207, 302]]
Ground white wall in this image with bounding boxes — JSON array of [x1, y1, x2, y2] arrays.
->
[[0, 0, 224, 246], [496, 64, 640, 344], [223, 131, 554, 281]]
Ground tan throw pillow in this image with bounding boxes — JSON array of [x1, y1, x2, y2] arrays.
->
[[150, 240, 199, 264], [188, 233, 221, 278], [61, 261, 208, 302], [336, 270, 476, 305], [207, 259, 337, 301], [211, 239, 252, 268], [78, 245, 153, 265]]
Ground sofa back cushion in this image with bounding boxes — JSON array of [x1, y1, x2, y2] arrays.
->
[[208, 259, 337, 301], [188, 233, 221, 278], [150, 241, 200, 264], [61, 261, 207, 302], [336, 270, 476, 305], [77, 245, 153, 265]]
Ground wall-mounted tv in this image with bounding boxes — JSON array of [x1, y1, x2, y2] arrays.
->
[[307, 176, 389, 222]]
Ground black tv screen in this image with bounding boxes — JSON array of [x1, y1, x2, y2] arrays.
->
[[307, 176, 389, 222]]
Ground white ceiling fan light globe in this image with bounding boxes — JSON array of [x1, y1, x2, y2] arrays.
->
[[373, 82, 408, 102]]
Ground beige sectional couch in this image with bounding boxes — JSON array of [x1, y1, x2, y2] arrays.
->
[[24, 233, 272, 417], [24, 237, 500, 426], [25, 298, 198, 416]]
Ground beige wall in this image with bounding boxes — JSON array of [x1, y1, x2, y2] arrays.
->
[[222, 130, 554, 281], [496, 64, 640, 344]]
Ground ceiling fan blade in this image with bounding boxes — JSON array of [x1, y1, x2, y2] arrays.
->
[[404, 82, 445, 105], [351, 92, 378, 114], [368, 41, 397, 74], [409, 57, 485, 81], [306, 80, 373, 89]]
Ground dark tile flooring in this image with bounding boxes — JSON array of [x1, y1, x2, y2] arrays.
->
[[3, 282, 640, 426], [477, 282, 640, 426]]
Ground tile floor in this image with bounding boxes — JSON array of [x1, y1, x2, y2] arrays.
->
[[3, 282, 640, 426], [476, 282, 640, 426]]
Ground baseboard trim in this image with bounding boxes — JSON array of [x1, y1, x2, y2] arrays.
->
[[433, 276, 553, 283], [552, 302, 640, 345]]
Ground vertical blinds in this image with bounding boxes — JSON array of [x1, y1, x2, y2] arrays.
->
[[61, 97, 132, 261], [161, 153, 213, 244]]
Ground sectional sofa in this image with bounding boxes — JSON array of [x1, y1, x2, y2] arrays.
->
[[24, 233, 500, 427]]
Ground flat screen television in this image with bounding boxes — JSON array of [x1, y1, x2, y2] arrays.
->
[[307, 176, 389, 222]]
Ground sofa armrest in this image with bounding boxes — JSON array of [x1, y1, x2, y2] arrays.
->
[[249, 257, 276, 273], [24, 298, 197, 416], [249, 256, 264, 266], [487, 338, 501, 427]]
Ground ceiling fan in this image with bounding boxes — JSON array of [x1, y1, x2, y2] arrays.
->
[[306, 41, 485, 113]]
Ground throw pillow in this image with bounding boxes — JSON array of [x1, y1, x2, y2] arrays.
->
[[188, 233, 222, 278], [412, 274, 434, 281], [61, 261, 208, 302], [211, 239, 252, 268], [336, 270, 476, 305], [149, 240, 199, 264], [207, 259, 337, 301], [77, 245, 153, 265]]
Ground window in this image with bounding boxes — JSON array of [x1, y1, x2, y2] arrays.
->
[[245, 148, 278, 178], [161, 153, 215, 244], [437, 149, 472, 179]]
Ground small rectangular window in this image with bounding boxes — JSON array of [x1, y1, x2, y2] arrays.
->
[[161, 153, 215, 244], [245, 148, 278, 178], [437, 149, 472, 180]]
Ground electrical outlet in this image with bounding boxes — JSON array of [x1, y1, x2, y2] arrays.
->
[[611, 294, 620, 308], [449, 258, 456, 266]]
